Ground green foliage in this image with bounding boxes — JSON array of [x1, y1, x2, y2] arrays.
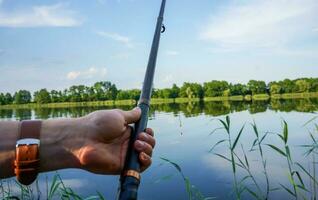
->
[[0, 93, 13, 105], [34, 89, 51, 104], [180, 82, 204, 98], [247, 80, 267, 95], [229, 83, 249, 96], [14, 90, 31, 104], [270, 84, 282, 94], [0, 78, 318, 106], [295, 79, 310, 93], [203, 81, 229, 97]]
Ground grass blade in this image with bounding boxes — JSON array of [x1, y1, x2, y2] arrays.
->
[[303, 116, 317, 127], [226, 116, 230, 129], [48, 174, 61, 200], [160, 157, 182, 173], [279, 183, 295, 197], [96, 191, 105, 200], [296, 162, 318, 185], [266, 144, 287, 157], [218, 119, 229, 133], [209, 127, 224, 135], [231, 124, 245, 151], [251, 122, 259, 137], [209, 139, 227, 152], [283, 120, 288, 144]]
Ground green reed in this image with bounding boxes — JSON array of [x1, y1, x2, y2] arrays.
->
[[160, 157, 215, 200], [209, 115, 318, 200], [249, 122, 269, 199], [209, 116, 245, 199], [0, 172, 106, 200]]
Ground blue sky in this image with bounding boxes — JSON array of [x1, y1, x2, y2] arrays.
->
[[0, 0, 317, 93]]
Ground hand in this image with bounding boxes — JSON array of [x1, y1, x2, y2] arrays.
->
[[73, 108, 155, 174]]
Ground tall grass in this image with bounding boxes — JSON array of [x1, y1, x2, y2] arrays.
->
[[209, 115, 318, 199], [160, 157, 214, 200], [0, 173, 105, 200]]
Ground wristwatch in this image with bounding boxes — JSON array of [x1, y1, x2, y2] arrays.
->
[[15, 120, 42, 185]]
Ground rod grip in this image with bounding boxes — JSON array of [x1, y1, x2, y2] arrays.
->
[[117, 103, 149, 200]]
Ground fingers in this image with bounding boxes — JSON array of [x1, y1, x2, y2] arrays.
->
[[134, 140, 153, 156], [137, 131, 155, 148], [122, 107, 141, 124], [145, 128, 154, 137], [139, 152, 152, 172], [134, 129, 155, 172]]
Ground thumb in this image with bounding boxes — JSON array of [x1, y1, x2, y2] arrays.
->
[[122, 107, 141, 124]]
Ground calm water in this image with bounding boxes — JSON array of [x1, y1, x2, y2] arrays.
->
[[1, 98, 318, 199]]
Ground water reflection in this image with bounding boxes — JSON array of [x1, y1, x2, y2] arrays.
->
[[0, 98, 317, 120]]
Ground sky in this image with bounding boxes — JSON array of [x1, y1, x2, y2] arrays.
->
[[0, 0, 317, 93]]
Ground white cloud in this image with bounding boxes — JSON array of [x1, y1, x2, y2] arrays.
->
[[313, 27, 318, 32], [0, 3, 81, 27], [67, 71, 81, 80], [200, 0, 318, 50], [66, 67, 107, 80], [165, 50, 179, 56], [96, 31, 134, 48]]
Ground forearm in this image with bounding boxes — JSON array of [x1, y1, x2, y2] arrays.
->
[[0, 121, 19, 178], [0, 117, 90, 179]]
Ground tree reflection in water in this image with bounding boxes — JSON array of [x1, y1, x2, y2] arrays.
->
[[0, 98, 317, 120]]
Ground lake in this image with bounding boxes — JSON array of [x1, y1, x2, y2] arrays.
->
[[1, 98, 318, 200]]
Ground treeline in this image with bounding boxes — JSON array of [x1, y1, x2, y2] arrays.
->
[[0, 78, 317, 105]]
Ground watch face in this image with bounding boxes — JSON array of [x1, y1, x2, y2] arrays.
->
[[16, 138, 40, 147]]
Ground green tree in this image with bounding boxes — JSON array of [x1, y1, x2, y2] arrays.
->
[[4, 93, 13, 104], [170, 84, 180, 98], [34, 89, 51, 104], [51, 90, 62, 103], [204, 81, 229, 97], [229, 83, 248, 96], [247, 80, 267, 95], [295, 79, 310, 93], [309, 78, 318, 92], [270, 84, 282, 94], [14, 90, 31, 104], [93, 81, 118, 100], [280, 79, 295, 93], [128, 89, 141, 101], [68, 85, 83, 102], [180, 82, 204, 98], [0, 93, 5, 105], [116, 90, 131, 100]]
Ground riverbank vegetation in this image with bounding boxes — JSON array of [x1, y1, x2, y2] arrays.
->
[[0, 78, 317, 109]]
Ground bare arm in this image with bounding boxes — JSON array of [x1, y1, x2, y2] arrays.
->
[[0, 108, 155, 179]]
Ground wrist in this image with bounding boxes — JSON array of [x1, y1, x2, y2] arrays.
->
[[39, 118, 86, 172]]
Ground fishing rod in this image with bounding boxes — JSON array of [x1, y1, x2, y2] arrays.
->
[[117, 0, 166, 199]]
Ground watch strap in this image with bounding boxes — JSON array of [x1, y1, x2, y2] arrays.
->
[[15, 120, 42, 185]]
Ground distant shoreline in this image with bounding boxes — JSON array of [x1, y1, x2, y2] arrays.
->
[[0, 92, 317, 110]]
